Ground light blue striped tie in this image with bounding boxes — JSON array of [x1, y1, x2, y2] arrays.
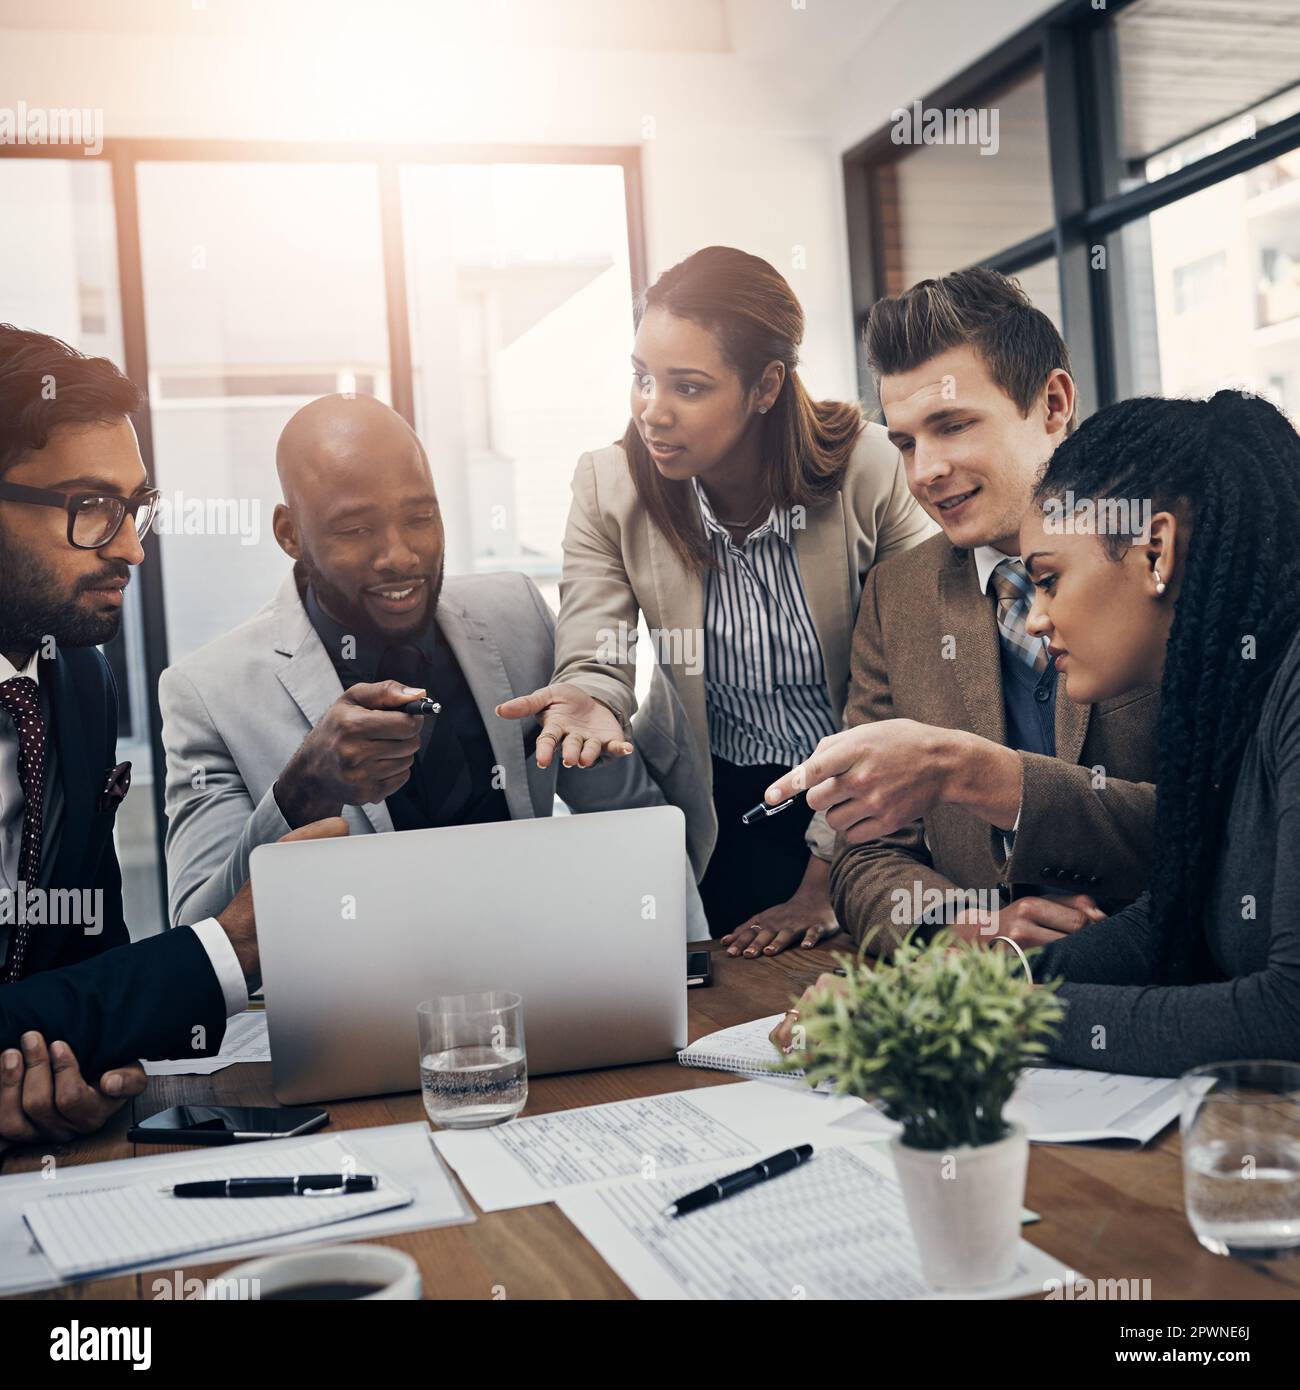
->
[[991, 558, 1050, 674]]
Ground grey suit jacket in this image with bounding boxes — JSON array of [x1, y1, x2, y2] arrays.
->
[[161, 568, 705, 934]]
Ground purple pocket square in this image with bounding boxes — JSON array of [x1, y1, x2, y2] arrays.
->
[[99, 760, 132, 811]]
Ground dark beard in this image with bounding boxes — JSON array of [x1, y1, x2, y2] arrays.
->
[[297, 546, 444, 643], [0, 527, 125, 656]]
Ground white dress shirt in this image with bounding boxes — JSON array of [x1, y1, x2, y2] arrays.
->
[[0, 649, 246, 1018], [973, 542, 1017, 597]]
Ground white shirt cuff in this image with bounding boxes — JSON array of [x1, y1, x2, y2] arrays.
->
[[188, 917, 249, 1018], [998, 801, 1023, 865]]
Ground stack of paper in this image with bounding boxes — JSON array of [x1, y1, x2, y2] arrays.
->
[[680, 1015, 1187, 1146], [22, 1136, 408, 1280], [3, 1122, 473, 1294], [557, 1143, 1065, 1301], [433, 1080, 891, 1211], [144, 1010, 270, 1076]]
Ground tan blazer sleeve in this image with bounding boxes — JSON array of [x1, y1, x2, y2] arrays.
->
[[828, 562, 966, 956], [1002, 747, 1157, 900], [874, 446, 941, 560], [551, 450, 640, 728]]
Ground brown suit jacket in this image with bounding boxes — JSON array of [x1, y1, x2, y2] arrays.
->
[[829, 532, 1159, 954]]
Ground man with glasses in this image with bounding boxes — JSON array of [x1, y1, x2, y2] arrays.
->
[[0, 324, 343, 1148]]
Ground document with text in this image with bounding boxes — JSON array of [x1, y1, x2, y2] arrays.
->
[[557, 1143, 1066, 1300], [432, 1081, 892, 1211]]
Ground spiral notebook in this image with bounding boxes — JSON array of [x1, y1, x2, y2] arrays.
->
[[678, 1014, 809, 1079]]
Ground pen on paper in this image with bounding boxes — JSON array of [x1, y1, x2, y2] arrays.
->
[[162, 1174, 379, 1199], [663, 1145, 815, 1217]]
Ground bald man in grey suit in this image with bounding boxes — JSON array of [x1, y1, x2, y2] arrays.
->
[[161, 395, 704, 934]]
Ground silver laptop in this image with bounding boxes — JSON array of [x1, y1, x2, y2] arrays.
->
[[249, 805, 690, 1104]]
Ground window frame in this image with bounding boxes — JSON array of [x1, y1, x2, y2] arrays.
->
[[0, 138, 646, 923], [842, 0, 1300, 420]]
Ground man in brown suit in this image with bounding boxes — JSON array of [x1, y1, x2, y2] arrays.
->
[[761, 269, 1156, 971]]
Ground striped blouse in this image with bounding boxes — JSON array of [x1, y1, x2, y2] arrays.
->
[[692, 478, 839, 768]]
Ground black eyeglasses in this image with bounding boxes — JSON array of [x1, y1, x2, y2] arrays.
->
[[0, 481, 162, 549]]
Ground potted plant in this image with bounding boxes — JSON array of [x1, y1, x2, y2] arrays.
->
[[784, 929, 1063, 1291]]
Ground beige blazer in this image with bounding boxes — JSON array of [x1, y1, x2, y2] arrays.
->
[[551, 423, 938, 879]]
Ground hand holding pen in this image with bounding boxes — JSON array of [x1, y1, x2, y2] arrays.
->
[[274, 681, 434, 826]]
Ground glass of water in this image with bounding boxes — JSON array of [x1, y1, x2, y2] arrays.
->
[[1181, 1061, 1300, 1259], [418, 991, 527, 1130]]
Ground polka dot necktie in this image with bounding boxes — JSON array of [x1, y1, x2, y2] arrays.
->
[[0, 676, 46, 983]]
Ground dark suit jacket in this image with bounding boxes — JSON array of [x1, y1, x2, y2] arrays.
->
[[830, 534, 1159, 955], [0, 647, 226, 1075]]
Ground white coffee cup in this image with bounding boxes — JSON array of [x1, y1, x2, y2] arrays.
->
[[204, 1243, 421, 1300]]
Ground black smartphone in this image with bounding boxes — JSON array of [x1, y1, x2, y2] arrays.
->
[[687, 949, 712, 988], [127, 1104, 329, 1146]]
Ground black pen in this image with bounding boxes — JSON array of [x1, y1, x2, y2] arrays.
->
[[740, 793, 798, 824], [164, 1174, 378, 1198], [664, 1145, 814, 1217], [400, 697, 441, 718]]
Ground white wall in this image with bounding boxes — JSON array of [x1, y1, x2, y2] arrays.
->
[[0, 0, 1064, 402]]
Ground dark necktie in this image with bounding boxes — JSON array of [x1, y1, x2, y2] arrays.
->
[[0, 676, 47, 982], [378, 643, 471, 824], [379, 644, 435, 758]]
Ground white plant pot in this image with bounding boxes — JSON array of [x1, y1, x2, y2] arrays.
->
[[888, 1121, 1029, 1291]]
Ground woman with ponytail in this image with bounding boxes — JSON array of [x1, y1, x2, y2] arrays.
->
[[498, 247, 934, 946], [1016, 388, 1300, 1072]]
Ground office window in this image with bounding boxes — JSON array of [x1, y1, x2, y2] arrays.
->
[[1114, 0, 1300, 191], [1008, 258, 1062, 332], [401, 162, 636, 606], [845, 0, 1300, 420], [1113, 153, 1300, 411], [1172, 252, 1227, 316], [136, 161, 391, 665], [0, 159, 162, 936]]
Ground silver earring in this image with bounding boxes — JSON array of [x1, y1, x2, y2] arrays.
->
[[1154, 566, 1167, 596], [758, 406, 768, 414]]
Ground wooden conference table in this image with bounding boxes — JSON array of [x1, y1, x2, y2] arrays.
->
[[4, 939, 1298, 1301]]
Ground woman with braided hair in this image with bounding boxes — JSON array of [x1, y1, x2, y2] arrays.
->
[[1018, 388, 1300, 1073]]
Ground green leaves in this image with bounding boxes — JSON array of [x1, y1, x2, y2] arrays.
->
[[782, 930, 1064, 1152]]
